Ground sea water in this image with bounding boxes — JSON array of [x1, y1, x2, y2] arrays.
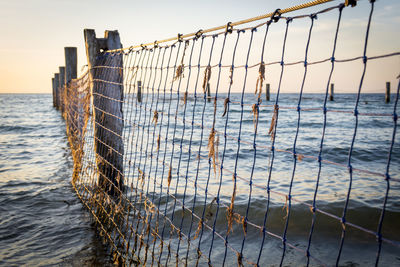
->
[[0, 94, 110, 266], [1, 93, 399, 266]]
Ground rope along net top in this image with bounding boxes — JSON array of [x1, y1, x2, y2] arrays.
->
[[67, 0, 399, 266]]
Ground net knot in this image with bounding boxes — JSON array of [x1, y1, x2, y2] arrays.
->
[[353, 109, 359, 116], [153, 41, 158, 48], [310, 13, 317, 20], [348, 164, 353, 174], [270, 8, 282, 23], [195, 29, 203, 39], [393, 113, 398, 122], [363, 56, 368, 64], [304, 60, 308, 67], [330, 56, 335, 62], [385, 173, 391, 181], [286, 17, 293, 23], [345, 0, 357, 7], [226, 22, 233, 34], [251, 27, 257, 32], [376, 232, 382, 242], [140, 44, 146, 50], [177, 33, 183, 42]]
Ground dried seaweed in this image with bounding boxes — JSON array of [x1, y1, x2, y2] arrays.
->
[[251, 104, 259, 131], [227, 174, 237, 234], [167, 166, 172, 188], [182, 91, 188, 105], [269, 105, 279, 141], [152, 110, 158, 126], [202, 66, 212, 93], [229, 65, 234, 85], [208, 128, 219, 176], [222, 97, 229, 117], [255, 62, 265, 99], [173, 41, 189, 81], [174, 64, 184, 81], [156, 134, 160, 152], [282, 195, 289, 219], [237, 252, 243, 267], [193, 219, 203, 240]]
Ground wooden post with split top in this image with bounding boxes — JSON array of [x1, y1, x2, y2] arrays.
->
[[84, 29, 124, 196]]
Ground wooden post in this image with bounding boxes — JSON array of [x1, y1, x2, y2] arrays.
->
[[330, 83, 334, 101], [54, 73, 60, 109], [266, 83, 270, 101], [65, 47, 77, 85], [52, 77, 56, 107], [84, 29, 124, 196], [385, 82, 390, 103], [59, 67, 66, 114], [64, 48, 77, 116], [207, 82, 211, 102], [137, 81, 142, 102]]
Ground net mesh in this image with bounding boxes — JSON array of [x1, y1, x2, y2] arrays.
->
[[62, 1, 399, 266]]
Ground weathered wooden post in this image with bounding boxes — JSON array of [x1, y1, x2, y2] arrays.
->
[[52, 77, 56, 107], [64, 48, 77, 117], [385, 82, 390, 103], [54, 73, 60, 109], [65, 47, 77, 85], [266, 83, 270, 101], [207, 82, 211, 102], [59, 67, 66, 114], [84, 29, 124, 196], [330, 83, 334, 101], [137, 80, 142, 102]]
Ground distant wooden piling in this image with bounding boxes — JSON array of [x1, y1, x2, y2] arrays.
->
[[329, 83, 334, 101], [84, 29, 124, 196], [59, 67, 66, 113], [207, 82, 211, 102], [385, 82, 390, 103], [266, 83, 270, 101], [137, 81, 142, 102], [52, 78, 56, 107], [54, 73, 60, 109]]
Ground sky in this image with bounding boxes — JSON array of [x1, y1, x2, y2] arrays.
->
[[0, 0, 399, 94]]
